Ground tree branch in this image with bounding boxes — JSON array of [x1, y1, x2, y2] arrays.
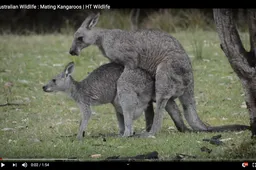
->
[[213, 8, 255, 79]]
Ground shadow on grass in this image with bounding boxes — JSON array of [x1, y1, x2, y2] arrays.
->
[[58, 132, 119, 140], [221, 139, 256, 160]]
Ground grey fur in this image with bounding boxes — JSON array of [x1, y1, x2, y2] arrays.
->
[[42, 62, 189, 139], [69, 13, 250, 136], [116, 67, 189, 136]]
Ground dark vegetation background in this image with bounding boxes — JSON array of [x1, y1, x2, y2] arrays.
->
[[0, 8, 248, 34]]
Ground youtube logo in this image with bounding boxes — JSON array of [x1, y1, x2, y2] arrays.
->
[[242, 162, 249, 168]]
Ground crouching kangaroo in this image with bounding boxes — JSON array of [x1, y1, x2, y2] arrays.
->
[[42, 62, 190, 140], [69, 13, 250, 137]]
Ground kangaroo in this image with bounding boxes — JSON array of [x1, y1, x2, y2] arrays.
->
[[42, 62, 190, 140], [69, 13, 250, 137]]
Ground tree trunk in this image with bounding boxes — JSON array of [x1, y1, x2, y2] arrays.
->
[[213, 9, 256, 138]]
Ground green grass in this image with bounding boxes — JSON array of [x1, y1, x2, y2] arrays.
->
[[0, 31, 255, 161]]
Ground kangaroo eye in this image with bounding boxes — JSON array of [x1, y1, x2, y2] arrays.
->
[[52, 79, 56, 83], [77, 36, 83, 42]]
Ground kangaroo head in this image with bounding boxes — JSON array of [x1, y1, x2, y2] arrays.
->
[[43, 62, 75, 93], [69, 13, 100, 56]]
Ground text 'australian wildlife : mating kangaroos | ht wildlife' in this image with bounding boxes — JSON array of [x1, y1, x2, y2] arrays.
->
[[69, 12, 249, 137]]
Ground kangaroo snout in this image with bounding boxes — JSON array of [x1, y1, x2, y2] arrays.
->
[[69, 48, 78, 56], [42, 85, 47, 92], [42, 85, 52, 92]]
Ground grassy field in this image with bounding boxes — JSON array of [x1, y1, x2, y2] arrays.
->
[[0, 30, 255, 161]]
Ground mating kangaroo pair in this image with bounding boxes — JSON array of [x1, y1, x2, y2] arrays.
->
[[67, 12, 249, 137], [43, 62, 192, 140]]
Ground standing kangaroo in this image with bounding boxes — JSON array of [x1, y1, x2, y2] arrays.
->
[[42, 62, 190, 140], [69, 13, 250, 137]]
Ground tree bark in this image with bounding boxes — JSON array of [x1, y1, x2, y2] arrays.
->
[[213, 9, 256, 138], [248, 9, 256, 60]]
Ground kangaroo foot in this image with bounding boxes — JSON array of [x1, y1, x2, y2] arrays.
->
[[122, 130, 134, 137], [138, 131, 155, 138]]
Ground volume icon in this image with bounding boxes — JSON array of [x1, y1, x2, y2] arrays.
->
[[22, 162, 27, 168]]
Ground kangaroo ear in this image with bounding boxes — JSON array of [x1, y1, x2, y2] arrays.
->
[[64, 62, 75, 77], [82, 12, 100, 30]]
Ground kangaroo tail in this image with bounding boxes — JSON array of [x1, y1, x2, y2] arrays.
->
[[179, 83, 250, 133], [205, 124, 250, 132]]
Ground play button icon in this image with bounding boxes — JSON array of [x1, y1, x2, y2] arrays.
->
[[1, 163, 5, 167]]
